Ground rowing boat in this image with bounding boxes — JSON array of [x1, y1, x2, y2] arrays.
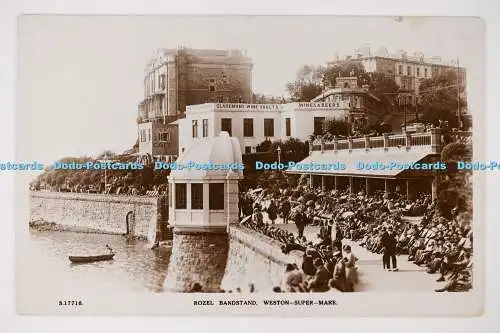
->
[[68, 253, 115, 263]]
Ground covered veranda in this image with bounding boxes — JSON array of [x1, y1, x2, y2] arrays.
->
[[286, 151, 441, 200]]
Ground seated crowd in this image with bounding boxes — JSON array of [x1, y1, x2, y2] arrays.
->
[[239, 184, 473, 293]]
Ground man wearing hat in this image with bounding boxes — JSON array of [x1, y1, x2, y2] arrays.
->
[[381, 225, 398, 271]]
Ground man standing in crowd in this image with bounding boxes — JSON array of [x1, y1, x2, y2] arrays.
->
[[382, 225, 398, 271], [280, 198, 291, 224], [291, 207, 306, 238], [267, 199, 278, 224]]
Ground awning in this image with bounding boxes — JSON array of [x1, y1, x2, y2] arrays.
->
[[286, 150, 439, 178]]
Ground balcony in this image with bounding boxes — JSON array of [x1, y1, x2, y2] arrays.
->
[[310, 129, 444, 154]]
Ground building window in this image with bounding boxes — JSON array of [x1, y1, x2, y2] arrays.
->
[[314, 117, 325, 135], [209, 78, 216, 92], [398, 65, 403, 75], [285, 118, 291, 136], [202, 119, 208, 137], [175, 183, 187, 209], [191, 183, 203, 210], [245, 146, 252, 154], [148, 129, 152, 142], [424, 68, 428, 77], [264, 119, 274, 137], [416, 67, 420, 77], [192, 120, 198, 138], [159, 131, 170, 142], [159, 74, 165, 90], [209, 183, 224, 210], [407, 66, 411, 76], [243, 118, 254, 137], [221, 118, 232, 136]]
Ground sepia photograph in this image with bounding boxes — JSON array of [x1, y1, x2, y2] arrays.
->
[[14, 15, 484, 316]]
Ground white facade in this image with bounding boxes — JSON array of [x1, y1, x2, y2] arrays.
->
[[179, 102, 354, 154], [168, 132, 242, 233]]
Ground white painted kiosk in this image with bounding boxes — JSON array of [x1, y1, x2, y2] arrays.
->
[[164, 132, 243, 292]]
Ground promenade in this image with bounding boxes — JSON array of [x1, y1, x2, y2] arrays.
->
[[273, 221, 446, 292]]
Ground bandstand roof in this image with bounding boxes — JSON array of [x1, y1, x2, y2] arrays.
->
[[170, 131, 243, 180]]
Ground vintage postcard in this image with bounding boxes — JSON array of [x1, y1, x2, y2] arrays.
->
[[15, 15, 484, 316]]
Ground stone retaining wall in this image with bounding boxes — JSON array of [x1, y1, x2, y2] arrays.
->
[[221, 225, 303, 292], [29, 191, 168, 240]]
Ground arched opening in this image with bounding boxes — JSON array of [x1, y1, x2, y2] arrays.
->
[[126, 211, 135, 235]]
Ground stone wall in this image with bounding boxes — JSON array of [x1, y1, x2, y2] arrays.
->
[[221, 225, 303, 292], [164, 230, 229, 292], [29, 191, 168, 240]]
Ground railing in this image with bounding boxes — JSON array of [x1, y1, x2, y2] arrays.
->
[[411, 133, 432, 146], [369, 137, 385, 148], [310, 129, 443, 153], [351, 138, 366, 149], [337, 141, 349, 150], [388, 136, 406, 147]]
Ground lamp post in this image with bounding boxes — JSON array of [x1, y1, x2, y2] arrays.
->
[[404, 95, 407, 133], [277, 145, 282, 165], [398, 93, 407, 133]]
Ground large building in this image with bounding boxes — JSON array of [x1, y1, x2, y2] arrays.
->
[[137, 47, 253, 160], [178, 77, 387, 154], [328, 45, 467, 106]]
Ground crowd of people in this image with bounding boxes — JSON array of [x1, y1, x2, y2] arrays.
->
[[239, 183, 473, 293]]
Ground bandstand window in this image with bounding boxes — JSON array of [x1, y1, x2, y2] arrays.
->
[[175, 183, 187, 209], [191, 183, 203, 209], [209, 183, 224, 210], [192, 120, 198, 138]]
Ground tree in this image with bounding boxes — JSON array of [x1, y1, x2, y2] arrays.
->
[[322, 62, 399, 93], [252, 93, 290, 104], [437, 142, 473, 220], [281, 137, 308, 155], [286, 61, 399, 102], [286, 65, 325, 101], [322, 118, 349, 137], [419, 69, 467, 129], [367, 72, 399, 93], [97, 150, 116, 160], [322, 62, 366, 88], [80, 175, 91, 186], [56, 174, 66, 186], [441, 143, 472, 163], [255, 139, 273, 153]]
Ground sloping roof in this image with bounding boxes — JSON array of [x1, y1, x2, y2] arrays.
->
[[286, 150, 438, 178]]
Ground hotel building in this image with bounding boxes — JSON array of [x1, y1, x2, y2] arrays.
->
[[137, 47, 253, 160], [328, 45, 466, 106]]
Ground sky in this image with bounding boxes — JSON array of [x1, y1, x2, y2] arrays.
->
[[16, 16, 484, 164]]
